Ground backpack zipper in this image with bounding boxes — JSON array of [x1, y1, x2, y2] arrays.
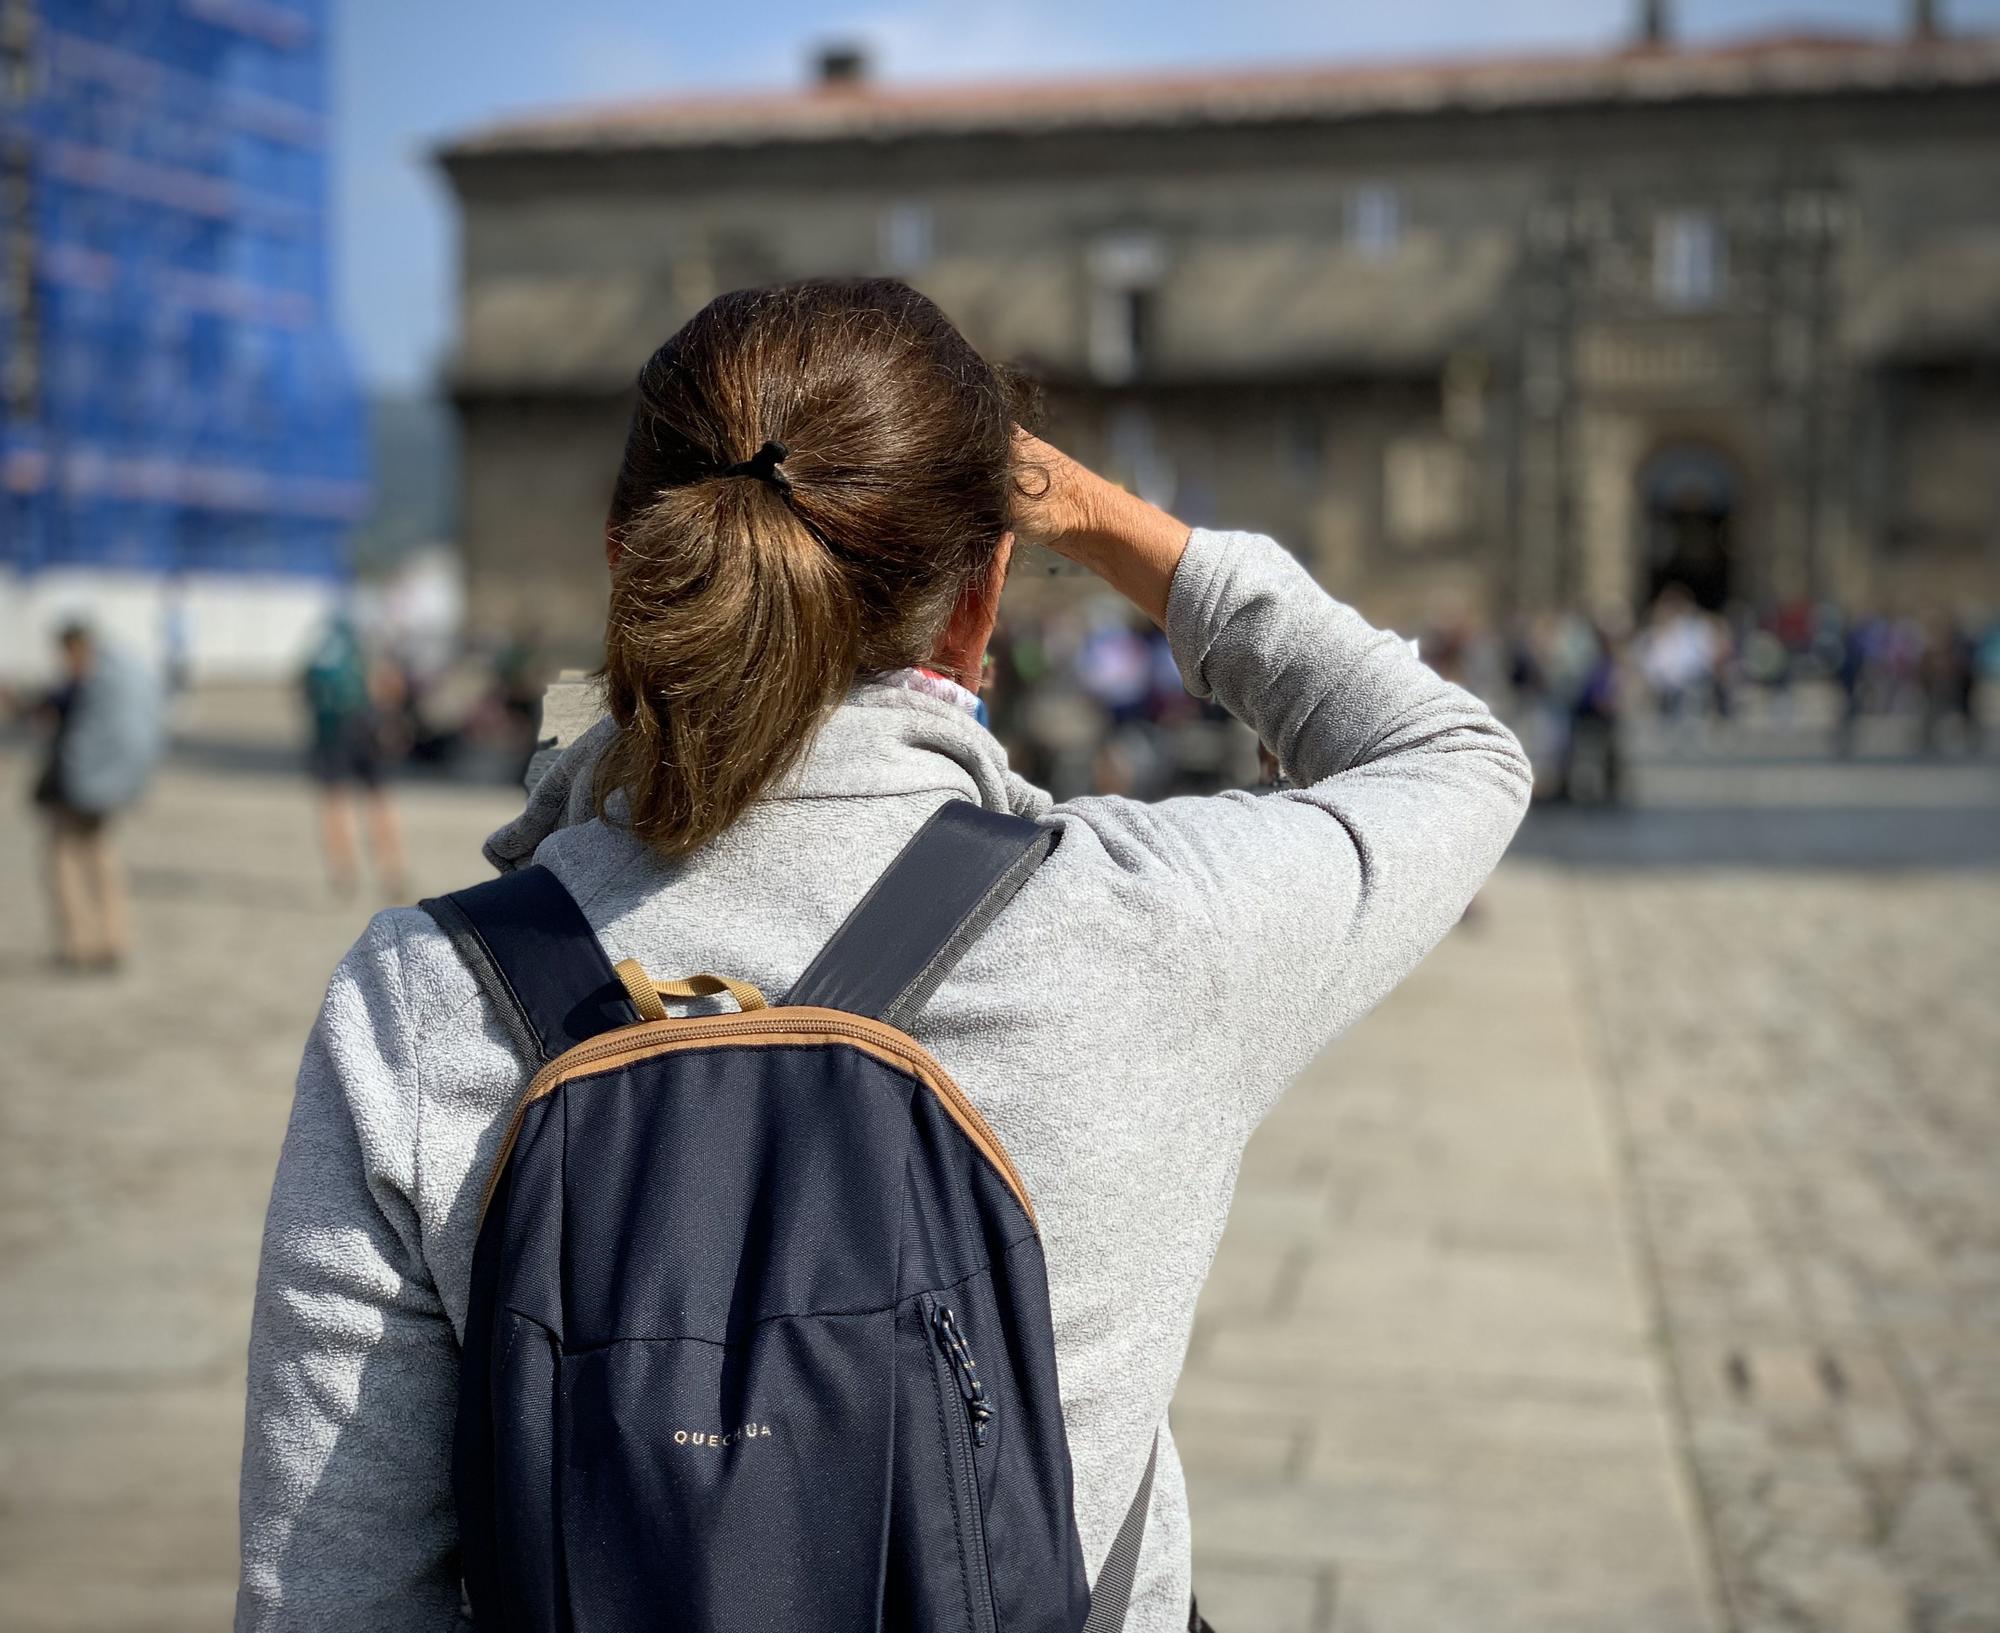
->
[[479, 1009, 1036, 1227], [921, 1293, 998, 1633], [930, 1303, 994, 1447]]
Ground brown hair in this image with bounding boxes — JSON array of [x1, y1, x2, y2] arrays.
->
[[595, 279, 1033, 857]]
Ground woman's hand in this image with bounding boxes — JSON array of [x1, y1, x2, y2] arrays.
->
[[1010, 431, 1192, 628]]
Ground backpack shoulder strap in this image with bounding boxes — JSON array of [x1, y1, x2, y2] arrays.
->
[[783, 800, 1057, 1029], [1083, 1432, 1159, 1633], [418, 864, 640, 1064]]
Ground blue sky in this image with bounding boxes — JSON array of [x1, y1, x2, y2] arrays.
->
[[331, 0, 2000, 392]]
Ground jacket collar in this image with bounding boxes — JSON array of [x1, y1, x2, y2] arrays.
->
[[482, 679, 1016, 872]]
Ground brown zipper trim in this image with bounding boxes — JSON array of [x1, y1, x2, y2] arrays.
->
[[481, 1006, 1037, 1231]]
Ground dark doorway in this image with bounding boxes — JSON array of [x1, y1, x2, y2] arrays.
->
[[1639, 444, 1737, 610]]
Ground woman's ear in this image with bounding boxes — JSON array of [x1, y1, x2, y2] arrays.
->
[[983, 531, 1016, 609], [931, 533, 1016, 690], [604, 522, 623, 570]]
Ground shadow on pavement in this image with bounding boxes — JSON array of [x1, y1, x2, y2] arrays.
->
[[1513, 802, 2000, 870]]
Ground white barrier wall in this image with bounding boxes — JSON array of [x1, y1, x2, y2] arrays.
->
[[0, 571, 343, 686]]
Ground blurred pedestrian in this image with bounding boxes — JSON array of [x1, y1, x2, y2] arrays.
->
[[1552, 617, 1626, 806], [1076, 605, 1153, 724], [300, 614, 407, 900], [1918, 611, 1979, 755], [1637, 586, 1716, 726], [1706, 609, 1740, 723], [1835, 610, 1877, 758], [24, 622, 163, 971], [493, 622, 550, 774]]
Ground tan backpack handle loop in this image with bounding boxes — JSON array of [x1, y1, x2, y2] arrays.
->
[[613, 959, 767, 1019], [657, 973, 768, 1013]]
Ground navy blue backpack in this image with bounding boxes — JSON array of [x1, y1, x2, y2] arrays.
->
[[421, 801, 1156, 1632]]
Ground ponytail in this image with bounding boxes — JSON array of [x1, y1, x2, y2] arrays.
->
[[595, 478, 859, 857]]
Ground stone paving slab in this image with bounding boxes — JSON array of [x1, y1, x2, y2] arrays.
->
[[1180, 865, 1721, 1632]]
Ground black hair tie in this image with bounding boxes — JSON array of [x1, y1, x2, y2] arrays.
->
[[722, 440, 792, 494]]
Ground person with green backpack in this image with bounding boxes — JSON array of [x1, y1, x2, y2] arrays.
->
[[300, 612, 407, 899]]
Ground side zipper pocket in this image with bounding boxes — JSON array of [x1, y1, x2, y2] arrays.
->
[[922, 1293, 998, 1633]]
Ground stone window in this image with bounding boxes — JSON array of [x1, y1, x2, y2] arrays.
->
[[1105, 404, 1177, 509], [1347, 183, 1402, 260], [880, 203, 933, 273], [1087, 232, 1165, 385], [1654, 210, 1724, 310]]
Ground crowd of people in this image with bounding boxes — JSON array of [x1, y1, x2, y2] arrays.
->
[[976, 586, 1997, 810], [9, 581, 1992, 974], [985, 600, 1264, 803], [295, 583, 2000, 824], [4, 610, 546, 974], [1494, 591, 1995, 805]]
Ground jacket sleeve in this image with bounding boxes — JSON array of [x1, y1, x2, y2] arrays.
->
[[235, 914, 461, 1633], [1069, 527, 1534, 1133]]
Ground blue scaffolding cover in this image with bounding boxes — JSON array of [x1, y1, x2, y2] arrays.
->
[[1, 0, 367, 581]]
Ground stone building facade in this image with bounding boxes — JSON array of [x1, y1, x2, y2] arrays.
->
[[440, 25, 2000, 652]]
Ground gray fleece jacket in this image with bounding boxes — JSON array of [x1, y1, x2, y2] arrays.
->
[[236, 528, 1532, 1632]]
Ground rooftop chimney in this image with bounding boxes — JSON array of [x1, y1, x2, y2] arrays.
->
[[1909, 0, 1940, 40], [1637, 0, 1670, 48], [813, 43, 870, 89]]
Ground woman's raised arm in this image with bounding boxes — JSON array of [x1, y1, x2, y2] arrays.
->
[[1018, 437, 1535, 1132]]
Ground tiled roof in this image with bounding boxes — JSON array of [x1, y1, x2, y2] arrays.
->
[[445, 33, 2000, 157]]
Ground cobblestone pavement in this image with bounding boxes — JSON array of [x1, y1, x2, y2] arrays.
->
[[1571, 873, 2000, 1633], [1, 715, 1995, 1632]]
